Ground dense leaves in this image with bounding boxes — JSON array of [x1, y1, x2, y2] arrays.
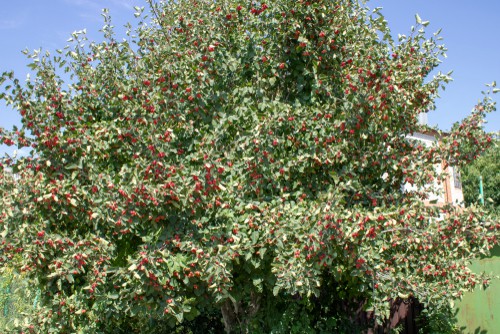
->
[[461, 138, 499, 209], [0, 0, 498, 332]]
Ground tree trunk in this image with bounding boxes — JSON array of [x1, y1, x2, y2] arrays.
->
[[220, 291, 261, 333]]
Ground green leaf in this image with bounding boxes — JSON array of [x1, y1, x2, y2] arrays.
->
[[174, 311, 184, 323], [415, 13, 422, 24], [251, 231, 259, 244]]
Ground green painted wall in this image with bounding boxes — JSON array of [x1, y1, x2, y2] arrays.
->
[[456, 246, 500, 333]]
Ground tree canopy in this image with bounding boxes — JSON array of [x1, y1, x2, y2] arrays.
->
[[0, 0, 498, 332]]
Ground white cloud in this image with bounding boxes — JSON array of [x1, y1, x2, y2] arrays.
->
[[108, 0, 136, 10], [0, 17, 25, 30], [64, 0, 140, 11], [63, 0, 99, 8]]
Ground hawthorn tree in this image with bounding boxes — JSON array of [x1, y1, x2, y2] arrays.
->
[[0, 0, 498, 332]]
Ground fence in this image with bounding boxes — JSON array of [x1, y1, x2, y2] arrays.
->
[[455, 245, 500, 333]]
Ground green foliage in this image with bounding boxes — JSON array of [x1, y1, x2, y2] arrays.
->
[[461, 139, 499, 210], [0, 0, 498, 333], [417, 304, 462, 334], [0, 270, 38, 330]]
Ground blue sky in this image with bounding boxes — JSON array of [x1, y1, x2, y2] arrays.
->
[[372, 1, 500, 133], [1, 0, 499, 156]]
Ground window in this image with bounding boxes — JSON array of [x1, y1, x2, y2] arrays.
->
[[452, 167, 462, 189]]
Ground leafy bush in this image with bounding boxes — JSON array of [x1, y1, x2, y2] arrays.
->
[[0, 0, 498, 332], [461, 139, 499, 210], [0, 270, 38, 330]]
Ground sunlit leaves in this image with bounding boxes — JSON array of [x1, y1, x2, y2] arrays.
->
[[0, 0, 498, 332]]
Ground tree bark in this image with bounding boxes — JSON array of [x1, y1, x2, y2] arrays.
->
[[220, 291, 261, 334]]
